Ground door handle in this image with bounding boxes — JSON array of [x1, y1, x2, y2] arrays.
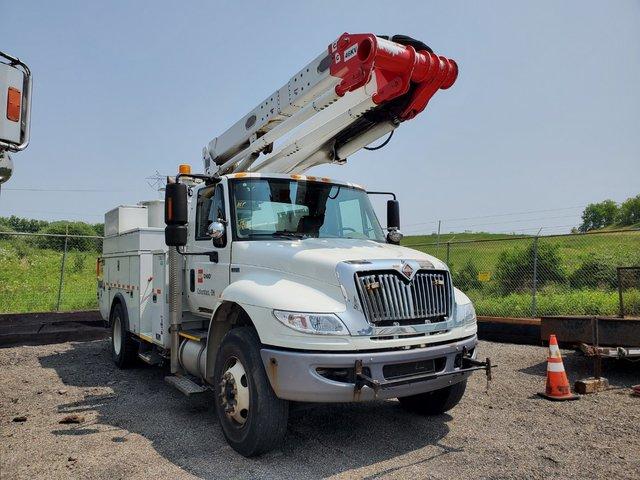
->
[[189, 269, 195, 292]]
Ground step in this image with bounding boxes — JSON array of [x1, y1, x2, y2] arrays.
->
[[137, 332, 156, 344], [138, 351, 163, 366], [179, 328, 208, 342], [165, 375, 207, 396]]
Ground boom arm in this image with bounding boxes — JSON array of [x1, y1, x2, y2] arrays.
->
[[203, 33, 458, 176]]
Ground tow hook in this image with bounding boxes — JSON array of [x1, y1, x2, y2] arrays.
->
[[461, 346, 493, 382], [354, 359, 380, 395], [354, 349, 494, 397]]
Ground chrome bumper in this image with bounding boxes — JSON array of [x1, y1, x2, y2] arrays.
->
[[260, 334, 481, 402]]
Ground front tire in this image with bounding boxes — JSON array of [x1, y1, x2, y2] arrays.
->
[[110, 302, 138, 369], [398, 380, 467, 415], [214, 327, 289, 457]]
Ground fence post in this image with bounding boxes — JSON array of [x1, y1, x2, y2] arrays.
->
[[531, 235, 538, 318], [617, 267, 624, 318], [55, 225, 69, 311], [446, 241, 451, 265]]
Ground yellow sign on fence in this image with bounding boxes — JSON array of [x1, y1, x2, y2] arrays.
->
[[478, 272, 491, 282]]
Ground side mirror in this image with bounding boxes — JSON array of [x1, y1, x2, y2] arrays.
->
[[386, 199, 403, 245], [0, 151, 13, 185], [165, 225, 187, 246], [387, 199, 400, 230], [164, 183, 188, 225], [207, 221, 226, 240], [164, 182, 188, 247]]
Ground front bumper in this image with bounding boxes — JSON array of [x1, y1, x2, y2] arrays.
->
[[260, 334, 480, 402]]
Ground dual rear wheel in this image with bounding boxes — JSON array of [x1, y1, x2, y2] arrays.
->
[[110, 302, 138, 368]]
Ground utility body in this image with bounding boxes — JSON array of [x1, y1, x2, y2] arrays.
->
[[98, 33, 490, 456]]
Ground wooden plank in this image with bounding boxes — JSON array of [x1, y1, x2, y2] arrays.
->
[[478, 316, 541, 326], [541, 316, 640, 347], [0, 310, 107, 347], [477, 316, 541, 345]]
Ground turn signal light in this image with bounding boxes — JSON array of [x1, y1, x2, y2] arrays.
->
[[179, 164, 191, 175], [6, 87, 21, 122]]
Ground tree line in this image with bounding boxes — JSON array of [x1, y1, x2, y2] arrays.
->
[[0, 216, 104, 251], [578, 194, 640, 232]]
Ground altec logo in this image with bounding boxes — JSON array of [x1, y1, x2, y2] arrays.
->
[[197, 269, 204, 284]]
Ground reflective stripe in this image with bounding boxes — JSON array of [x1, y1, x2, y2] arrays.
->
[[547, 362, 565, 372], [548, 344, 561, 357]]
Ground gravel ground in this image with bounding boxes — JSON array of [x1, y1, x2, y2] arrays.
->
[[1, 339, 638, 480]]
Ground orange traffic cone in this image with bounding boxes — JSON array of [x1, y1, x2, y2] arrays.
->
[[538, 334, 579, 401]]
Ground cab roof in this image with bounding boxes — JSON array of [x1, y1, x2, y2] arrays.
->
[[222, 172, 365, 191]]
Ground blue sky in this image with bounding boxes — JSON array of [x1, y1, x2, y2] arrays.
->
[[1, 1, 638, 235]]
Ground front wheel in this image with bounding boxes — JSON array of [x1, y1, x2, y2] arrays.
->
[[214, 327, 289, 457], [398, 380, 467, 415]]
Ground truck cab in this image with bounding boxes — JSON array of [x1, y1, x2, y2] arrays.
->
[[185, 172, 478, 361]]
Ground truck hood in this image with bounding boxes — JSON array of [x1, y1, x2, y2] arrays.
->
[[231, 238, 447, 285]]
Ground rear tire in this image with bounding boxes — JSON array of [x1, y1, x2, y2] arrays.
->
[[398, 380, 467, 415], [214, 327, 289, 457], [110, 302, 138, 369]]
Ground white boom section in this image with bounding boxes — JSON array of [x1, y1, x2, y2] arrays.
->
[[203, 51, 342, 176], [204, 59, 394, 176], [203, 33, 458, 176]]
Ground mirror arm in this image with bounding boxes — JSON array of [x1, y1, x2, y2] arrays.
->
[[175, 247, 219, 263], [366, 191, 396, 200]]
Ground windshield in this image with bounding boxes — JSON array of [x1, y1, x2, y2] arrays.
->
[[230, 178, 386, 241]]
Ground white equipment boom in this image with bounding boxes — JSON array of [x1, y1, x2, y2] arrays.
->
[[203, 33, 458, 176]]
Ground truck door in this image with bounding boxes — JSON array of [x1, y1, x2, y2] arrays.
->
[[187, 183, 230, 315]]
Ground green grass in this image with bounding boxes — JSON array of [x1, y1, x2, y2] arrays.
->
[[403, 230, 640, 317], [1, 230, 638, 316], [403, 230, 640, 275], [0, 239, 98, 313], [466, 287, 640, 317]]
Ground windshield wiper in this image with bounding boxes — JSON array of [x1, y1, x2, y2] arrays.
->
[[271, 230, 307, 239], [248, 231, 307, 240]]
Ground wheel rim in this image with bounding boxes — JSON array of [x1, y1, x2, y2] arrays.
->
[[219, 357, 250, 426], [112, 315, 122, 356]]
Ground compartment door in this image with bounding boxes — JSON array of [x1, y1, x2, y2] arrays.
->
[[151, 253, 169, 346]]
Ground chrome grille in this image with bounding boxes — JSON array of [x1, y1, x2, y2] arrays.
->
[[355, 270, 451, 324]]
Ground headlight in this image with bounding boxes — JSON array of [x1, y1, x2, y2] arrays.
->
[[273, 310, 349, 335], [456, 302, 477, 325]]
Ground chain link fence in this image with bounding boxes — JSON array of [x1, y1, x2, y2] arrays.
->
[[1, 228, 639, 317], [618, 267, 640, 318], [0, 231, 102, 313], [405, 229, 640, 318]]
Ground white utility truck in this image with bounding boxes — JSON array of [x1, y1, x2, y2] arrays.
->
[[0, 51, 32, 190], [98, 33, 491, 457]]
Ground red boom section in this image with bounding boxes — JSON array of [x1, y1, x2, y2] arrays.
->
[[328, 33, 458, 120]]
